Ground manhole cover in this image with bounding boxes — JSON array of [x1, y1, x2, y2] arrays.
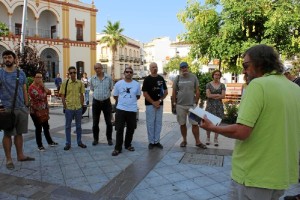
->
[[180, 153, 224, 167]]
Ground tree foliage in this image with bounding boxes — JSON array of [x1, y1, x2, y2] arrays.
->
[[0, 22, 8, 37], [99, 21, 127, 80], [178, 0, 300, 73]]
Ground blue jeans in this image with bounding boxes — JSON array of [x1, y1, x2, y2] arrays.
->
[[65, 108, 82, 145], [85, 90, 90, 105], [145, 105, 163, 144]]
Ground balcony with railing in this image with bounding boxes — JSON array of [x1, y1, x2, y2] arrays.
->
[[119, 55, 124, 61], [100, 54, 109, 62], [125, 56, 129, 62], [129, 57, 133, 62], [10, 25, 60, 39]]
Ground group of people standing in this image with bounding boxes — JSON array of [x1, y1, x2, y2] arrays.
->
[[0, 44, 300, 200]]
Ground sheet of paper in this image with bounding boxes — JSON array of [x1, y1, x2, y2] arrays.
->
[[188, 107, 222, 126]]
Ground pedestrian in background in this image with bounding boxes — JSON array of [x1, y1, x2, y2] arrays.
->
[[0, 50, 35, 170], [205, 70, 225, 146], [29, 71, 58, 151], [283, 68, 300, 86], [112, 67, 141, 156], [54, 73, 62, 91], [142, 62, 168, 149], [90, 63, 113, 146], [60, 66, 87, 151], [172, 62, 207, 149], [81, 72, 90, 105], [201, 44, 300, 200]]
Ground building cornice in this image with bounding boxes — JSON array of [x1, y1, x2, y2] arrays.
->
[[41, 0, 98, 12]]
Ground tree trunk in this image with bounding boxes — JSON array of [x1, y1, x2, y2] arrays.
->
[[111, 50, 115, 80]]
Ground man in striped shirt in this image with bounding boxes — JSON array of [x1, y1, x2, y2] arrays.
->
[[90, 63, 114, 146]]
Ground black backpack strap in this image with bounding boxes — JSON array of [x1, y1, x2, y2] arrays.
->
[[64, 79, 69, 97], [11, 68, 20, 111]]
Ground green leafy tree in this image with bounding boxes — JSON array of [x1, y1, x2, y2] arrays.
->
[[0, 22, 8, 38], [99, 21, 127, 80], [178, 0, 300, 73]]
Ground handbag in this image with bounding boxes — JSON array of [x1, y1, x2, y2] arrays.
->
[[35, 108, 49, 124], [0, 69, 19, 130]]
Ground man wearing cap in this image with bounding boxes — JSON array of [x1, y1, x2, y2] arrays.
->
[[172, 62, 207, 149]]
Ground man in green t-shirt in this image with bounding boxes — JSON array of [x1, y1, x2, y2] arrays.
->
[[201, 44, 300, 200]]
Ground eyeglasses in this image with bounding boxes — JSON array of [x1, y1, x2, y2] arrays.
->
[[125, 71, 133, 74], [69, 72, 76, 74], [242, 61, 252, 70]]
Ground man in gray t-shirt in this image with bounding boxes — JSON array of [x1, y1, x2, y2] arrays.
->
[[172, 62, 207, 149]]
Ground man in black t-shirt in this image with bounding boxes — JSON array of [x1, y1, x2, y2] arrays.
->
[[142, 62, 168, 149]]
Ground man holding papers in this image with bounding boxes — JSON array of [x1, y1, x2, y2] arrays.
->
[[201, 44, 300, 200]]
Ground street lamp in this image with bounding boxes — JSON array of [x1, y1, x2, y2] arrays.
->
[[20, 0, 28, 55]]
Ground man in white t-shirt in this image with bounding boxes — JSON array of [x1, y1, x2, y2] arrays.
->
[[112, 67, 141, 156]]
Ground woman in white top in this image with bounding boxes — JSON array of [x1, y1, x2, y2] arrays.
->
[[81, 72, 90, 105]]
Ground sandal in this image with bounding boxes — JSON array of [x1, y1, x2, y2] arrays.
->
[[125, 146, 135, 151], [196, 143, 207, 149], [18, 156, 35, 162], [112, 150, 121, 156], [6, 161, 14, 170], [180, 141, 187, 147]]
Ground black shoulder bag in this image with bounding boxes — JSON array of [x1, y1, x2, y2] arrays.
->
[[171, 75, 180, 115], [0, 69, 20, 130], [63, 79, 69, 113]]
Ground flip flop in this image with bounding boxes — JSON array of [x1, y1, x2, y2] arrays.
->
[[6, 162, 15, 170], [196, 143, 207, 149], [180, 141, 187, 147], [18, 156, 35, 162]]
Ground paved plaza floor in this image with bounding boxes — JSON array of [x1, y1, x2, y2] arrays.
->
[[0, 82, 298, 199]]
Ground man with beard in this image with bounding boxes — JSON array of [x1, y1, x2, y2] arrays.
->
[[142, 62, 168, 149], [0, 50, 35, 170], [201, 44, 300, 200]]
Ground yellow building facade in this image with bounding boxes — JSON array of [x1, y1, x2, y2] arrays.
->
[[0, 0, 97, 80]]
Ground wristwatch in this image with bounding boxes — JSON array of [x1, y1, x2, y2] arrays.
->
[[159, 99, 162, 102]]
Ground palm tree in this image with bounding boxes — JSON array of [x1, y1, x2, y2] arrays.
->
[[99, 20, 127, 80]]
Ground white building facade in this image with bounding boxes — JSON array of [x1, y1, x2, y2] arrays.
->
[[0, 0, 97, 80], [96, 33, 143, 80]]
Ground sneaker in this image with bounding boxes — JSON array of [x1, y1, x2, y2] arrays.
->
[[214, 139, 219, 147], [155, 143, 163, 149], [148, 143, 154, 150], [78, 143, 87, 148], [64, 145, 71, 151], [49, 142, 58, 147], [38, 146, 45, 151]]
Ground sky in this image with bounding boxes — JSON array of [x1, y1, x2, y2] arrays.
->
[[80, 0, 190, 43]]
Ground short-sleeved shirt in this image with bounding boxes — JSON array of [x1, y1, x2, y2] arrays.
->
[[142, 75, 167, 105], [90, 73, 113, 101], [114, 79, 141, 112], [28, 84, 48, 114], [173, 73, 199, 106], [233, 74, 300, 190], [59, 79, 85, 110], [0, 68, 27, 109]]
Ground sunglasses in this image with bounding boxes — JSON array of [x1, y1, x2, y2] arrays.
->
[[242, 61, 252, 70], [69, 72, 76, 74], [125, 71, 133, 74]]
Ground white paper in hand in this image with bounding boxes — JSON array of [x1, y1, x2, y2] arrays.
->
[[188, 107, 222, 126]]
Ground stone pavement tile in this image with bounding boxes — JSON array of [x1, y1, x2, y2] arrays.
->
[[173, 179, 200, 192], [153, 165, 177, 176], [129, 187, 161, 200], [179, 168, 204, 179], [162, 172, 187, 183], [134, 179, 151, 190], [85, 174, 109, 184], [185, 188, 215, 200], [209, 172, 231, 183], [196, 165, 220, 175], [204, 183, 230, 197], [152, 183, 181, 196], [0, 192, 17, 200], [144, 175, 171, 187], [153, 192, 192, 200], [193, 176, 218, 187]]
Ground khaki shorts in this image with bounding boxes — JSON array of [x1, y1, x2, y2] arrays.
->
[[4, 108, 28, 136], [228, 180, 284, 200], [176, 104, 198, 125]]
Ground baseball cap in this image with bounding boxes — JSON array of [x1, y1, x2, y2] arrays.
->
[[180, 62, 188, 68], [283, 67, 291, 74]]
